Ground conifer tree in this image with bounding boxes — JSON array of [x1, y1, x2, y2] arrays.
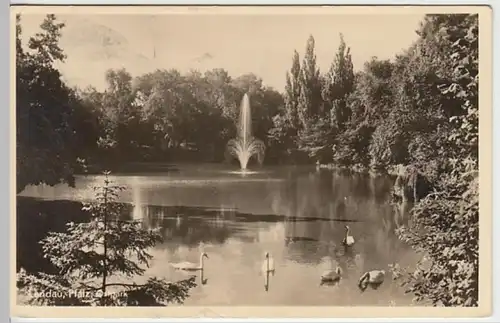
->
[[17, 172, 196, 306]]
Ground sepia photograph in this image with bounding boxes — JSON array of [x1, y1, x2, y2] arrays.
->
[[11, 4, 492, 318]]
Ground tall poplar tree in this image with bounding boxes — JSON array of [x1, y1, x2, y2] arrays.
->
[[322, 33, 355, 131], [284, 50, 302, 131], [297, 35, 323, 130]]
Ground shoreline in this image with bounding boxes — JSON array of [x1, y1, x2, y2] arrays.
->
[[317, 163, 401, 179]]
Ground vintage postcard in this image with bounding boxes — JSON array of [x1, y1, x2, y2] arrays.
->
[[10, 4, 492, 319]]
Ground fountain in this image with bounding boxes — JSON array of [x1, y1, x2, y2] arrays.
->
[[225, 93, 266, 172]]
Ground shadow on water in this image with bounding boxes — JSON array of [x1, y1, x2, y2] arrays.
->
[[17, 165, 417, 306], [191, 269, 208, 286], [19, 199, 359, 273], [17, 198, 282, 273], [264, 269, 274, 292], [16, 197, 93, 274]]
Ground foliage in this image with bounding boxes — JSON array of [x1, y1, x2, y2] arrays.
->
[[267, 113, 299, 162], [267, 14, 480, 307], [16, 14, 80, 192], [437, 15, 479, 160], [267, 50, 302, 162], [297, 35, 323, 130], [78, 68, 284, 166], [16, 13, 284, 184], [283, 50, 302, 130], [17, 172, 196, 306], [296, 117, 335, 162], [397, 159, 478, 306], [322, 33, 355, 132], [394, 14, 479, 307], [334, 121, 373, 168], [16, 13, 481, 307]]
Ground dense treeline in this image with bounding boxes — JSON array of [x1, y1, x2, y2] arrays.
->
[[270, 15, 479, 306], [78, 69, 284, 167], [268, 19, 476, 175], [16, 14, 285, 195], [16, 13, 479, 306]]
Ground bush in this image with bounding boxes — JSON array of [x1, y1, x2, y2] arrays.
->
[[393, 14, 479, 307], [396, 158, 478, 306]]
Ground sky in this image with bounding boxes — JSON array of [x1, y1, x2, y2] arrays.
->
[[18, 9, 424, 92]]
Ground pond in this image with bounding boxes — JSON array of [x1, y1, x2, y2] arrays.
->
[[17, 163, 419, 306]]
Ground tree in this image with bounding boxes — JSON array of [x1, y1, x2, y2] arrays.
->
[[231, 73, 263, 95], [230, 76, 283, 151], [77, 86, 116, 166], [313, 34, 356, 164], [395, 14, 479, 307], [322, 33, 355, 131], [16, 14, 83, 193], [17, 172, 196, 306], [101, 68, 142, 159], [297, 35, 323, 130], [267, 51, 303, 163], [267, 114, 291, 156], [295, 117, 335, 162], [284, 50, 302, 131]]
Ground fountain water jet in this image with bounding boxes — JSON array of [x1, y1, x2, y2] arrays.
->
[[225, 94, 266, 171]]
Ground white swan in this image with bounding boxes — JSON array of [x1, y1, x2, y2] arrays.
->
[[358, 269, 385, 291], [171, 252, 208, 271], [261, 252, 275, 275], [342, 225, 355, 247], [320, 266, 342, 286]]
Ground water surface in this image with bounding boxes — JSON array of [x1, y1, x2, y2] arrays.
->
[[18, 164, 418, 306]]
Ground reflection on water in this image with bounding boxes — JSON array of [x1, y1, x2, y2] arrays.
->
[[18, 164, 418, 306], [264, 268, 273, 292]]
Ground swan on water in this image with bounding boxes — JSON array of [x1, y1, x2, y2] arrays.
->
[[342, 225, 355, 247], [261, 252, 275, 275], [171, 252, 209, 271], [358, 269, 386, 291], [320, 266, 342, 286]]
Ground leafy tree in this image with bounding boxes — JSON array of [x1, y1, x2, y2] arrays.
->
[[294, 35, 328, 162], [354, 57, 394, 125], [395, 14, 479, 307], [246, 87, 283, 150], [317, 34, 356, 164], [16, 14, 82, 193], [77, 86, 119, 166], [230, 74, 283, 147], [17, 14, 284, 168], [332, 120, 374, 168], [284, 50, 302, 131], [296, 117, 335, 163], [322, 33, 355, 131], [267, 113, 296, 163], [368, 110, 410, 170], [132, 69, 182, 154], [344, 57, 401, 170], [101, 68, 145, 159], [17, 172, 196, 306], [267, 51, 302, 162], [297, 35, 323, 130], [69, 87, 103, 164], [231, 73, 263, 95], [16, 12, 482, 308]]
